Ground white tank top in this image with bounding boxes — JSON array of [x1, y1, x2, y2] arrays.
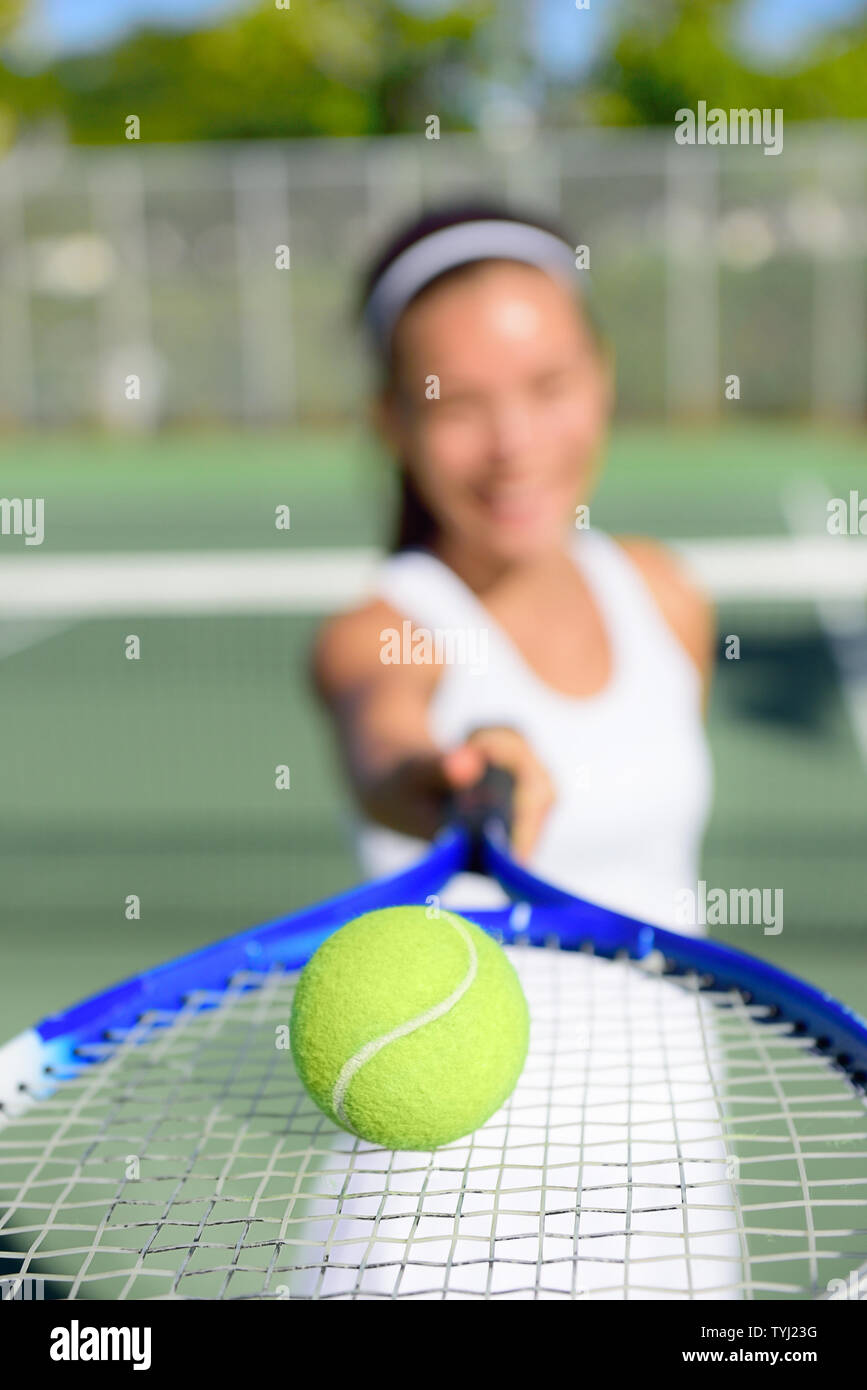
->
[[354, 528, 713, 931]]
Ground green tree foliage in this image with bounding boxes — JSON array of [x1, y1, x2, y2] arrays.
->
[[1, 0, 865, 142], [0, 0, 24, 40], [0, 0, 25, 142], [1, 0, 493, 142], [571, 0, 867, 125]]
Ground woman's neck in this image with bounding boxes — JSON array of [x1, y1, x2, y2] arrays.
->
[[430, 530, 575, 598]]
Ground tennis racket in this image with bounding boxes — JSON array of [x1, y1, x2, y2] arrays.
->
[[1, 768, 866, 1301]]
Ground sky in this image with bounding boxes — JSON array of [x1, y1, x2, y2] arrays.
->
[[12, 0, 867, 69]]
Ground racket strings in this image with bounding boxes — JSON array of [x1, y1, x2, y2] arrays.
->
[[1, 947, 866, 1299]]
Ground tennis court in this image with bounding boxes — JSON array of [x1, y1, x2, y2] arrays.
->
[[2, 419, 866, 1041], [2, 0, 866, 1323]]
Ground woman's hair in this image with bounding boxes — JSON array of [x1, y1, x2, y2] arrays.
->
[[359, 200, 591, 552]]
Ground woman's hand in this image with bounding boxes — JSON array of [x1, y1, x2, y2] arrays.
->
[[441, 726, 555, 861]]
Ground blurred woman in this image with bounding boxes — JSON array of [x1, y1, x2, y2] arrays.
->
[[304, 204, 741, 1300], [314, 203, 714, 928]]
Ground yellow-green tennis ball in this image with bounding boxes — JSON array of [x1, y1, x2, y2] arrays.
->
[[290, 905, 529, 1150]]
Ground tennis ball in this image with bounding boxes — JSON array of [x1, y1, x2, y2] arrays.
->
[[290, 905, 529, 1150]]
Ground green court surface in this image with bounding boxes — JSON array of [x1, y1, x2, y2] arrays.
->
[[1, 421, 865, 551], [1, 422, 865, 1038]]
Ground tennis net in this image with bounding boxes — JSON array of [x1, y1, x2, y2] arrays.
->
[[1, 537, 866, 617]]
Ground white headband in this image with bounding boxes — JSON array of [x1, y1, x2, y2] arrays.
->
[[363, 218, 578, 350]]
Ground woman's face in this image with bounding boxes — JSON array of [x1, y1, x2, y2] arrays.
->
[[380, 261, 611, 563]]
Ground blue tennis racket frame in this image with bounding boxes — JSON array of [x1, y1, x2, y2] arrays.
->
[[2, 822, 866, 1113]]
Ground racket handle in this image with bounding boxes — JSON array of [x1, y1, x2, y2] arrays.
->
[[449, 764, 515, 863]]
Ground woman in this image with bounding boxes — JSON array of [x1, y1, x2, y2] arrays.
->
[[304, 205, 741, 1299], [314, 203, 714, 929]]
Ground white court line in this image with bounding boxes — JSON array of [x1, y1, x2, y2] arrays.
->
[[782, 476, 867, 768]]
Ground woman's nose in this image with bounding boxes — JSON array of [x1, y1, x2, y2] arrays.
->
[[486, 398, 535, 460]]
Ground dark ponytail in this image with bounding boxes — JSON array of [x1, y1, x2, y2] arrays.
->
[[393, 468, 437, 553]]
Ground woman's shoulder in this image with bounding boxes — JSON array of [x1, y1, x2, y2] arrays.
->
[[613, 535, 714, 685]]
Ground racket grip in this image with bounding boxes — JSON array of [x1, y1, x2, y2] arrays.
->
[[449, 764, 515, 861]]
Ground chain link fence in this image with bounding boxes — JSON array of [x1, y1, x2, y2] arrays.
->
[[0, 123, 864, 427]]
